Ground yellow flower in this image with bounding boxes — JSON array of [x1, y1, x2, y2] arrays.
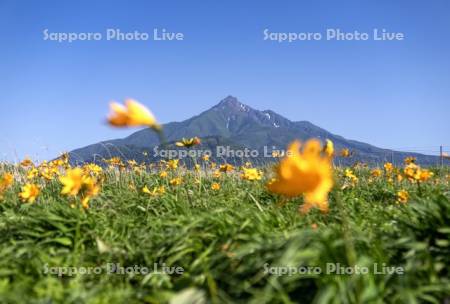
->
[[419, 169, 433, 182], [0, 173, 14, 196], [212, 170, 221, 178], [108, 99, 160, 130], [210, 162, 217, 169], [219, 164, 234, 173], [340, 148, 351, 158], [404, 157, 416, 165], [158, 186, 166, 194], [127, 159, 138, 167], [59, 168, 100, 206], [80, 176, 100, 208], [39, 166, 59, 181], [26, 168, 39, 180], [267, 139, 333, 214], [384, 162, 393, 172], [323, 139, 334, 158], [371, 168, 382, 177], [175, 137, 201, 148], [142, 185, 154, 195], [241, 168, 263, 181], [404, 163, 421, 181], [104, 157, 125, 170], [397, 190, 409, 204], [167, 159, 179, 170], [19, 184, 40, 203], [0, 173, 14, 189], [83, 163, 103, 176], [169, 177, 182, 186], [244, 161, 252, 168], [194, 164, 201, 172], [60, 168, 85, 196], [20, 158, 34, 167], [344, 169, 358, 183], [159, 171, 168, 178], [211, 182, 220, 190], [202, 154, 210, 161], [83, 176, 100, 197], [59, 152, 70, 162]]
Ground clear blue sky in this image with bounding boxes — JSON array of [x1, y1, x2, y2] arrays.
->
[[0, 0, 449, 162]]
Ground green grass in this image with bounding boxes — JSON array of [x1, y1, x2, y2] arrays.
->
[[0, 166, 449, 303]]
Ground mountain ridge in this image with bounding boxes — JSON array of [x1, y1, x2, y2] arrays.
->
[[69, 96, 440, 166]]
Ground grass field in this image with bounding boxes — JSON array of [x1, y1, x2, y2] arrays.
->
[[0, 154, 449, 304]]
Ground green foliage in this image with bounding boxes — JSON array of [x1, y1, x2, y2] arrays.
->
[[0, 167, 449, 303]]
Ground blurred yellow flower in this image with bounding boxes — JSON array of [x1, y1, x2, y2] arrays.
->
[[241, 168, 262, 181], [323, 139, 334, 158], [60, 168, 85, 196], [340, 148, 351, 158], [404, 163, 421, 181], [19, 184, 40, 203], [0, 172, 14, 187], [397, 189, 409, 204], [80, 176, 100, 208], [194, 164, 201, 172], [169, 177, 182, 186], [104, 157, 124, 169], [202, 154, 210, 161], [213, 170, 221, 178], [40, 166, 59, 181], [419, 169, 433, 182], [211, 182, 220, 190], [267, 139, 334, 214], [158, 186, 166, 194], [83, 163, 103, 176], [371, 168, 382, 177], [175, 137, 201, 148], [0, 173, 14, 194], [127, 160, 138, 167], [26, 168, 38, 180], [59, 168, 100, 207], [384, 162, 393, 172], [404, 156, 416, 165], [167, 159, 179, 170], [219, 164, 234, 173], [20, 158, 34, 168], [108, 99, 160, 130], [142, 186, 166, 196], [344, 169, 358, 183], [159, 171, 168, 178]]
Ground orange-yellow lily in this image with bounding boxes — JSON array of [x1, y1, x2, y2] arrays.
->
[[108, 99, 160, 130], [176, 137, 201, 148], [267, 139, 334, 214]]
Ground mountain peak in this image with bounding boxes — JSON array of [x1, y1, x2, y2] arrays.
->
[[218, 95, 240, 106], [69, 95, 439, 166], [214, 95, 254, 113]]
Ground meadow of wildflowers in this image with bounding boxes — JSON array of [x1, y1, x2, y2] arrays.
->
[[0, 100, 449, 303]]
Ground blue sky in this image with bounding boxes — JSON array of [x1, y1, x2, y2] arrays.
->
[[0, 0, 449, 161]]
